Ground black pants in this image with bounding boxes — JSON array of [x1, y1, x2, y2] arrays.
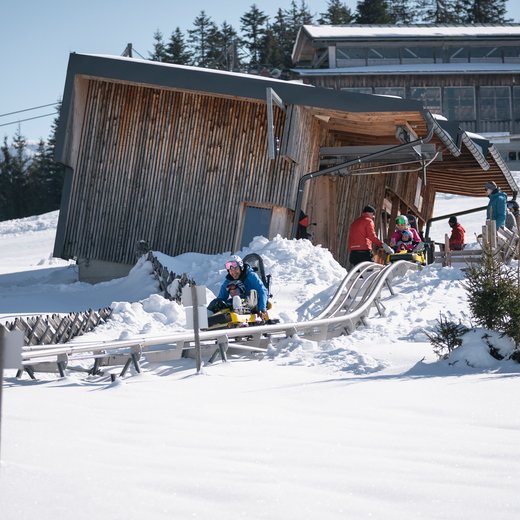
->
[[349, 250, 372, 267]]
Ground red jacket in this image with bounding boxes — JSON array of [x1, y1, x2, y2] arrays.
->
[[449, 223, 465, 250], [348, 212, 383, 251]]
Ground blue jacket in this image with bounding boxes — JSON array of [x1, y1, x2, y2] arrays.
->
[[217, 264, 268, 312], [487, 189, 507, 229]]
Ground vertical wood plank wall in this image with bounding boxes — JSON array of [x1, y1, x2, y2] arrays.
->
[[60, 80, 319, 265]]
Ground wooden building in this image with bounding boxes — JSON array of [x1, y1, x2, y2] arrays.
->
[[292, 24, 520, 170], [54, 53, 517, 282]]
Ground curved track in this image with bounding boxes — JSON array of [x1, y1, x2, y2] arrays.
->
[[18, 260, 421, 376]]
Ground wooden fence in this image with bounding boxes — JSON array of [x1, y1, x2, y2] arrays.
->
[[146, 251, 194, 302], [0, 252, 193, 350], [0, 308, 112, 346]]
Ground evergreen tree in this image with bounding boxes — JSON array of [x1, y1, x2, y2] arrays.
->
[[281, 1, 314, 69], [0, 137, 15, 221], [356, 0, 394, 23], [188, 11, 218, 68], [240, 4, 269, 69], [388, 0, 418, 23], [465, 0, 509, 23], [415, 0, 465, 23], [207, 22, 241, 71], [149, 30, 169, 62], [259, 25, 286, 74], [318, 0, 354, 24], [270, 8, 294, 70], [166, 27, 192, 65]]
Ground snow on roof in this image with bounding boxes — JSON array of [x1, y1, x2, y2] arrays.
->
[[302, 24, 520, 40], [292, 62, 520, 76]]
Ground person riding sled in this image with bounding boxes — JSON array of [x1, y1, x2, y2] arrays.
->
[[390, 215, 422, 250], [208, 255, 269, 320]]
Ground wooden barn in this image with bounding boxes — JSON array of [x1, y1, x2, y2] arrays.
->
[[53, 53, 518, 282]]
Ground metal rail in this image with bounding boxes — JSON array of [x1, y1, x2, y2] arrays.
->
[[18, 260, 420, 374]]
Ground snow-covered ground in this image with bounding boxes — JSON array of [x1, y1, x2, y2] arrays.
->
[[1, 191, 519, 520]]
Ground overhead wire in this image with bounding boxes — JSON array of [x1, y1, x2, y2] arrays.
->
[[0, 112, 58, 128]]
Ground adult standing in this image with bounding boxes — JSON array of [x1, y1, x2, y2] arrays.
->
[[347, 205, 383, 267], [448, 216, 465, 250], [485, 181, 507, 229]]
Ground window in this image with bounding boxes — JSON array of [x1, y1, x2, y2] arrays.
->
[[480, 87, 511, 121], [447, 46, 470, 62], [374, 87, 405, 98], [410, 87, 442, 114], [508, 151, 517, 161], [367, 47, 400, 65], [513, 87, 520, 119], [443, 87, 476, 121], [402, 46, 435, 63], [470, 47, 502, 62], [239, 206, 272, 248], [340, 87, 373, 95]]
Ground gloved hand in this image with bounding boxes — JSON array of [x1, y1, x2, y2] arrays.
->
[[256, 311, 269, 322]]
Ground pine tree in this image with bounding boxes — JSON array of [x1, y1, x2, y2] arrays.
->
[[206, 22, 241, 71], [259, 25, 286, 75], [416, 0, 461, 22], [240, 4, 269, 69], [388, 0, 418, 23], [166, 27, 192, 65], [149, 30, 169, 62], [188, 11, 218, 67], [356, 0, 394, 23], [270, 8, 294, 70], [465, 0, 509, 23], [318, 0, 354, 24]]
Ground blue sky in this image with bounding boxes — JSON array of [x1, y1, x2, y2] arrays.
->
[[1, 0, 519, 143]]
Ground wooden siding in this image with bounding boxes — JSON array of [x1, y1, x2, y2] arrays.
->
[[60, 80, 319, 265]]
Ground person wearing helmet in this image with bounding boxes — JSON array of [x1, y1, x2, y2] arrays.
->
[[485, 181, 507, 229], [395, 229, 414, 251], [209, 254, 268, 315], [347, 205, 384, 267], [448, 216, 465, 251], [390, 215, 422, 250], [506, 200, 519, 232]]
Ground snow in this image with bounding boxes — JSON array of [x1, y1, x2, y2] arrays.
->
[[302, 24, 520, 39], [1, 191, 520, 520]]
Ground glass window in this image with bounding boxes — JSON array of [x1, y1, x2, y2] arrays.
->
[[443, 87, 476, 121], [470, 47, 502, 62], [340, 87, 373, 95], [336, 47, 366, 61], [447, 46, 469, 62], [402, 46, 435, 62], [480, 87, 511, 121], [410, 87, 442, 113], [513, 87, 520, 119], [367, 47, 400, 65], [504, 46, 520, 62], [374, 87, 406, 98], [508, 151, 517, 161], [240, 206, 271, 248]]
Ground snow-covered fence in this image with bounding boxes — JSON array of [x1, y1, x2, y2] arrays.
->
[[0, 307, 112, 346], [146, 251, 194, 302]]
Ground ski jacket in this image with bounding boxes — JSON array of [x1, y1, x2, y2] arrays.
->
[[487, 189, 507, 229], [506, 211, 518, 232], [449, 223, 465, 250], [347, 212, 383, 251], [217, 264, 268, 312], [390, 227, 422, 246]]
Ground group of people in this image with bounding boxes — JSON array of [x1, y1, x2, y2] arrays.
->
[[347, 180, 519, 268], [347, 205, 423, 267]]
